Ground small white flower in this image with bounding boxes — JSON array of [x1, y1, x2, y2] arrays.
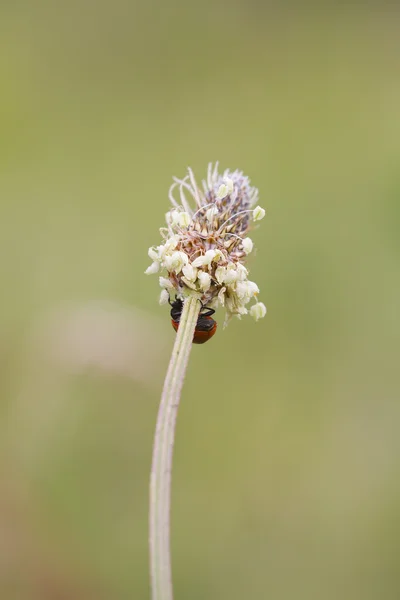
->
[[177, 212, 191, 228], [191, 255, 207, 268], [253, 206, 266, 221], [163, 255, 175, 271], [175, 251, 189, 271], [159, 276, 175, 289], [224, 264, 239, 285], [242, 237, 253, 254], [159, 289, 170, 305], [213, 249, 224, 263], [236, 280, 259, 302], [235, 263, 248, 281], [154, 245, 165, 260], [181, 277, 197, 290], [164, 236, 179, 252], [203, 250, 217, 265], [164, 251, 189, 274], [147, 164, 266, 326], [215, 266, 226, 285], [192, 249, 222, 268], [169, 210, 191, 228], [182, 263, 197, 282], [248, 281, 260, 296], [224, 295, 236, 313], [171, 210, 183, 226], [250, 302, 267, 321], [145, 262, 160, 275], [148, 247, 160, 262], [198, 271, 211, 292]]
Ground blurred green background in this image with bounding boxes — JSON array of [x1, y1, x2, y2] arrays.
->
[[1, 2, 399, 599]]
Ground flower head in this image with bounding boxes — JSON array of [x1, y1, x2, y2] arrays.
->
[[145, 163, 267, 325]]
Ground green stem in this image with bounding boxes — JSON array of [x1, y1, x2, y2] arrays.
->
[[149, 295, 201, 600]]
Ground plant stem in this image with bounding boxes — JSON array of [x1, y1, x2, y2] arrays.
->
[[149, 295, 201, 600]]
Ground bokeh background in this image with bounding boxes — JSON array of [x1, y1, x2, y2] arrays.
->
[[1, 2, 399, 599]]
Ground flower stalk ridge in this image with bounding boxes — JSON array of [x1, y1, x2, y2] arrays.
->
[[146, 162, 267, 325]]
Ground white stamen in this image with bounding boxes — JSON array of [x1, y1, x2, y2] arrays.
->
[[218, 286, 226, 306], [164, 251, 189, 274], [215, 266, 226, 285], [182, 263, 197, 282], [177, 212, 191, 228], [250, 302, 267, 320], [159, 289, 170, 305], [236, 263, 248, 281], [169, 210, 181, 226], [242, 238, 254, 254], [181, 276, 197, 290], [192, 249, 221, 267], [253, 206, 266, 221], [198, 271, 211, 292], [206, 205, 218, 221], [163, 236, 179, 253], [216, 184, 228, 199], [224, 265, 239, 285], [145, 262, 160, 275], [236, 280, 259, 302], [148, 247, 160, 261], [159, 276, 175, 289]]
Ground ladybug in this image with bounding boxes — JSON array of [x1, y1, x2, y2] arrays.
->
[[169, 297, 217, 344]]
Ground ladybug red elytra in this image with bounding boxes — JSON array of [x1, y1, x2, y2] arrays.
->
[[169, 297, 217, 344]]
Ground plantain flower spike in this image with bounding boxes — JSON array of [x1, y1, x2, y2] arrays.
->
[[145, 162, 267, 326]]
